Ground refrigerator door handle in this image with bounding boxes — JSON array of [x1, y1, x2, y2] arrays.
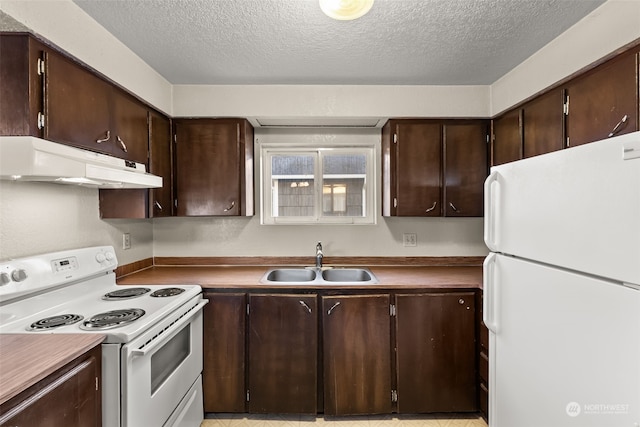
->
[[483, 252, 499, 333], [484, 171, 500, 251]]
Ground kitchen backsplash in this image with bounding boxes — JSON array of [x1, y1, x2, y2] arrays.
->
[[0, 181, 486, 262]]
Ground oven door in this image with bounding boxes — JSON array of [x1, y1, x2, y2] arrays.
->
[[121, 296, 207, 427]]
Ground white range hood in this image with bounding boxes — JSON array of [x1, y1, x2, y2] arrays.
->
[[0, 136, 162, 188]]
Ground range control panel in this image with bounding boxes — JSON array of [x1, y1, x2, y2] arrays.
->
[[52, 257, 79, 273], [0, 246, 117, 304]]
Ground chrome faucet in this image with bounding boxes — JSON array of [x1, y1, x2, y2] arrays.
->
[[315, 241, 323, 269]]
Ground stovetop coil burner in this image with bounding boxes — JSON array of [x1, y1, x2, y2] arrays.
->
[[150, 287, 186, 298], [102, 287, 151, 300], [80, 308, 145, 330], [27, 314, 84, 331]]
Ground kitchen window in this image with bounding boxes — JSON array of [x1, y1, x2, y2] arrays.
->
[[261, 144, 375, 225]]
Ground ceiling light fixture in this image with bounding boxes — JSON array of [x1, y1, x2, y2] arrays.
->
[[319, 0, 374, 21]]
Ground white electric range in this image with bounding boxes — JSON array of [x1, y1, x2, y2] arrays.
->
[[0, 246, 207, 427]]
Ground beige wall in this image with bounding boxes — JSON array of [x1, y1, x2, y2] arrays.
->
[[0, 0, 637, 261], [0, 181, 153, 263]]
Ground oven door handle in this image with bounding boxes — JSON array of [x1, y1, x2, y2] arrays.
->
[[131, 300, 208, 357]]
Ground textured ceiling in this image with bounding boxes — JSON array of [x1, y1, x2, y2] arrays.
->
[[73, 0, 605, 86]]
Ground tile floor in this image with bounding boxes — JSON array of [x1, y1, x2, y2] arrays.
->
[[201, 413, 488, 427]]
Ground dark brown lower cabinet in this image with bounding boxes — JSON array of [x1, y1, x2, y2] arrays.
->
[[395, 292, 477, 413], [248, 294, 318, 414], [0, 346, 101, 427], [322, 294, 392, 416], [203, 293, 247, 413], [203, 289, 480, 417]]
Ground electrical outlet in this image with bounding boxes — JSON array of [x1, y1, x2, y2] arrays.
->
[[403, 233, 417, 247], [122, 233, 131, 250]]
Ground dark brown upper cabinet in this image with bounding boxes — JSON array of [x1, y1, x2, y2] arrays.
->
[[174, 118, 254, 217], [491, 109, 522, 166], [565, 48, 639, 147], [148, 111, 173, 217], [382, 119, 488, 217], [0, 33, 46, 138], [382, 120, 442, 216], [46, 49, 149, 164], [99, 110, 173, 219], [443, 121, 488, 217], [0, 33, 149, 165], [522, 88, 565, 158]]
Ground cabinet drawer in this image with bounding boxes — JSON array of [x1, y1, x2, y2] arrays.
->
[[479, 350, 489, 384]]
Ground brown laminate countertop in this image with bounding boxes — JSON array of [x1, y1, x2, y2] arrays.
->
[[117, 265, 483, 290], [0, 334, 104, 405]]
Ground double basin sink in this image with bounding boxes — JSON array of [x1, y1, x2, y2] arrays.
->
[[260, 267, 378, 285]]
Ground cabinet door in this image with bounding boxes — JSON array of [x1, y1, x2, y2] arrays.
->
[[566, 50, 639, 146], [395, 292, 476, 413], [491, 109, 522, 166], [248, 294, 318, 414], [45, 50, 112, 155], [0, 347, 101, 427], [322, 294, 392, 415], [381, 121, 396, 216], [98, 111, 172, 219], [111, 89, 149, 164], [0, 34, 45, 137], [203, 293, 246, 413], [443, 121, 488, 217], [175, 119, 243, 216], [395, 121, 442, 216], [522, 88, 565, 158], [149, 111, 173, 217]]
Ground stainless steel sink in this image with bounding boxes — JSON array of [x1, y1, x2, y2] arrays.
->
[[260, 267, 378, 284], [264, 268, 317, 282], [321, 268, 373, 282]]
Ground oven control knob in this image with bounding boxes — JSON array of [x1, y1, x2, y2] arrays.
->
[[0, 273, 10, 286], [11, 269, 27, 282], [96, 253, 106, 263], [105, 252, 115, 261]]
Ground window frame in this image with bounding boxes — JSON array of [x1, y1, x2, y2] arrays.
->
[[260, 143, 376, 225]]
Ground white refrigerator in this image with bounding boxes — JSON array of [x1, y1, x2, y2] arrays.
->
[[483, 131, 640, 427]]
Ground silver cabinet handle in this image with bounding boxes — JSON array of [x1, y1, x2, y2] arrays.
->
[[458, 298, 465, 305], [608, 114, 628, 137], [96, 130, 110, 144], [299, 300, 312, 314], [154, 201, 163, 211], [327, 302, 341, 315], [449, 202, 458, 212], [425, 201, 437, 213], [223, 200, 236, 212], [116, 136, 128, 152]]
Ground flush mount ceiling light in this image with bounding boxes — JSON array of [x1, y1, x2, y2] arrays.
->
[[319, 0, 374, 20]]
